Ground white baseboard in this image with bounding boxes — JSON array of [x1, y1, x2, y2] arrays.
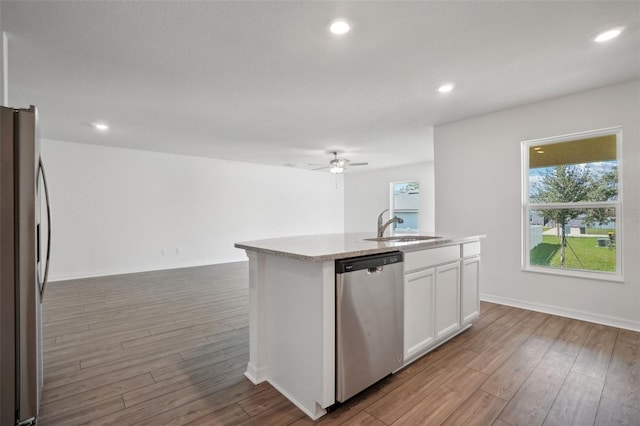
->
[[244, 363, 267, 385], [267, 378, 327, 420], [481, 293, 640, 332], [48, 257, 248, 282]]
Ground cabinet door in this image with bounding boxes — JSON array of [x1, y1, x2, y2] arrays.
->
[[404, 268, 435, 359], [461, 256, 481, 325], [435, 262, 461, 340]]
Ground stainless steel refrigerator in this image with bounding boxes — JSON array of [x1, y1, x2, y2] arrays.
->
[[1, 105, 51, 426]]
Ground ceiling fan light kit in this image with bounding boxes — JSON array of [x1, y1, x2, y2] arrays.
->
[[312, 152, 369, 173]]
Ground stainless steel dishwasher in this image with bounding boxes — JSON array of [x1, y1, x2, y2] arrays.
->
[[335, 251, 404, 402]]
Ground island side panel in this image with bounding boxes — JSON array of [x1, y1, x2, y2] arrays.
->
[[249, 252, 335, 419], [245, 251, 268, 383]]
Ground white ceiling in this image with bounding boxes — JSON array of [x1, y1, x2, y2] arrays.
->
[[2, 1, 639, 172]]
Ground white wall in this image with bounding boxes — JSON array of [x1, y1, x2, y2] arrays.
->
[[434, 79, 640, 330], [344, 162, 435, 234], [41, 139, 344, 280]]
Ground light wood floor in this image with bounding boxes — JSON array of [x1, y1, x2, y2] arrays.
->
[[40, 262, 640, 425]]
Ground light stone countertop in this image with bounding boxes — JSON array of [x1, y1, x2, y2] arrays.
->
[[234, 232, 485, 262]]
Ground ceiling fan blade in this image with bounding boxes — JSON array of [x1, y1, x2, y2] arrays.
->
[[307, 163, 325, 166], [311, 166, 329, 171], [349, 162, 369, 166]]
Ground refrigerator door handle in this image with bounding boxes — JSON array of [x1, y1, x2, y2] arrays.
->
[[37, 156, 51, 300]]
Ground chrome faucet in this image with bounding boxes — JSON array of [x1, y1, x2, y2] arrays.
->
[[377, 209, 404, 237]]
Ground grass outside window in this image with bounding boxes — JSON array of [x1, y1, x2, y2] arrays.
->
[[530, 234, 616, 272]]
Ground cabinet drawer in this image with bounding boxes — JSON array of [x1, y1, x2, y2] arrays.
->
[[405, 245, 460, 272], [462, 241, 481, 258]]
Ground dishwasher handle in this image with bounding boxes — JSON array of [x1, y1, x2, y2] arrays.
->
[[367, 266, 384, 274]]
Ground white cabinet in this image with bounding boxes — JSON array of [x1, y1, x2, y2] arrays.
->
[[404, 268, 435, 359], [402, 241, 481, 364], [461, 256, 481, 325], [434, 262, 461, 340], [403, 245, 463, 363]]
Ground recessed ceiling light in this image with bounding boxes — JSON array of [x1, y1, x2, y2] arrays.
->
[[537, 150, 545, 154], [329, 19, 351, 35], [533, 147, 542, 151], [593, 27, 623, 43], [91, 122, 109, 131], [437, 83, 454, 93]]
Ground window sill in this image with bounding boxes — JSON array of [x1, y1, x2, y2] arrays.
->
[[522, 266, 624, 283]]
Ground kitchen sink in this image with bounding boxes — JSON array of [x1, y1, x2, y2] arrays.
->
[[364, 235, 443, 242]]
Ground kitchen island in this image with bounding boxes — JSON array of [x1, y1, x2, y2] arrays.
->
[[234, 232, 484, 419]]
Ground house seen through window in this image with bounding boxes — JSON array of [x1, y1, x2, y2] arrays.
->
[[391, 181, 419, 233], [522, 128, 621, 278]]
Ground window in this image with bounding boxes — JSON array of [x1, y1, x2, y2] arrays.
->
[[522, 128, 622, 279], [390, 181, 419, 233]]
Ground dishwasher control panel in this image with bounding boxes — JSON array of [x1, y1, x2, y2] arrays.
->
[[335, 251, 403, 273]]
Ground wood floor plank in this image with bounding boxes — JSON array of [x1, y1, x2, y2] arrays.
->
[[366, 365, 454, 423], [461, 308, 532, 354], [78, 336, 212, 370], [480, 336, 552, 400], [43, 321, 90, 337], [602, 369, 640, 411], [602, 327, 640, 410], [43, 359, 80, 382], [531, 315, 570, 342], [594, 397, 640, 426], [49, 348, 182, 388], [517, 311, 552, 329], [441, 389, 507, 426], [39, 374, 154, 419], [238, 386, 289, 417], [136, 387, 256, 426], [180, 327, 249, 360], [339, 411, 386, 426], [150, 341, 249, 382], [572, 324, 618, 380], [46, 328, 151, 353], [543, 371, 604, 426], [548, 319, 592, 358], [391, 367, 488, 425], [55, 316, 175, 343], [184, 403, 250, 426], [497, 350, 574, 425], [365, 348, 478, 424], [38, 395, 125, 426], [235, 400, 305, 426], [42, 354, 183, 404], [120, 322, 235, 350], [289, 387, 386, 426], [123, 356, 249, 408], [455, 304, 514, 343], [466, 323, 535, 375], [92, 366, 263, 426], [374, 336, 462, 394]]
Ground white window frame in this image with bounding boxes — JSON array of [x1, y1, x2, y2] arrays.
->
[[521, 127, 623, 281]]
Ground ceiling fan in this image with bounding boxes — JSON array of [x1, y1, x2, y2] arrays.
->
[[310, 152, 368, 174]]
